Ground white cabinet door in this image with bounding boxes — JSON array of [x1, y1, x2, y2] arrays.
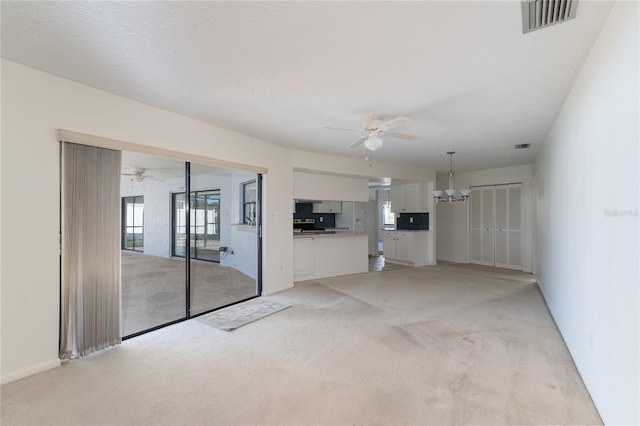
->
[[293, 237, 314, 278], [294, 171, 368, 202], [390, 188, 404, 212], [383, 233, 397, 259], [383, 231, 425, 265], [402, 183, 421, 211], [390, 183, 428, 212], [396, 236, 412, 262], [313, 201, 342, 213]]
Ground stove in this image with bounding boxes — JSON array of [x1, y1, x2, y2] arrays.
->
[[293, 218, 325, 232]]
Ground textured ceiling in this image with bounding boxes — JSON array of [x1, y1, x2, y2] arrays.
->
[[1, 1, 613, 172]]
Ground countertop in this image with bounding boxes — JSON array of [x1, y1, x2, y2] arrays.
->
[[382, 229, 430, 232], [293, 231, 368, 239]]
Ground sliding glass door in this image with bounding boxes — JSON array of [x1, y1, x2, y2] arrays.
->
[[189, 164, 260, 315], [121, 154, 186, 336], [120, 153, 262, 337]]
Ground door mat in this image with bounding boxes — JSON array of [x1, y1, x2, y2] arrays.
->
[[197, 298, 290, 331]]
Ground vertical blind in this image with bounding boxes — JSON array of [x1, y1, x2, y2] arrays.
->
[[60, 142, 122, 359]]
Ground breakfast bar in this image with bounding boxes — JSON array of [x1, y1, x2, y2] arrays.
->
[[293, 231, 368, 281]]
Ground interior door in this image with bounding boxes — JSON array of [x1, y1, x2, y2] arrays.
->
[[494, 186, 509, 267], [507, 184, 523, 269], [480, 187, 495, 265], [470, 187, 495, 266], [470, 188, 483, 264]]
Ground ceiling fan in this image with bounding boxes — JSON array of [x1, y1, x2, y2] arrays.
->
[[121, 167, 164, 182], [325, 116, 416, 151]]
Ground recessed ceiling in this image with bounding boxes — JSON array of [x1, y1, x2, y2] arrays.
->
[[1, 1, 613, 172]]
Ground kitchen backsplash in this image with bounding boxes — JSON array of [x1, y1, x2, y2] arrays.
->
[[293, 203, 336, 228], [396, 212, 429, 230]]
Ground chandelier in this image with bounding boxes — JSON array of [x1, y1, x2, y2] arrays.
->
[[433, 152, 470, 203]]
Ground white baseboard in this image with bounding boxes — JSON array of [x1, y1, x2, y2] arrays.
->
[[1, 358, 61, 385]]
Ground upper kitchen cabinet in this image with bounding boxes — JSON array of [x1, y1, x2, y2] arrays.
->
[[312, 200, 342, 213], [391, 182, 429, 212], [294, 171, 368, 202]]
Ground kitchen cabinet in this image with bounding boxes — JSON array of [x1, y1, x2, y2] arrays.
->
[[293, 237, 314, 277], [313, 200, 342, 213], [390, 183, 428, 212], [382, 230, 429, 266], [294, 171, 368, 202], [293, 234, 368, 281]]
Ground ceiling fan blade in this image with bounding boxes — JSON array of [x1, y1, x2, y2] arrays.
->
[[324, 126, 361, 132], [379, 116, 409, 131], [348, 135, 368, 148], [385, 132, 417, 140]]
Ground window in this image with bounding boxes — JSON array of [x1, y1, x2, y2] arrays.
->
[[383, 200, 395, 226], [122, 196, 144, 251], [242, 180, 257, 225], [172, 190, 220, 262]]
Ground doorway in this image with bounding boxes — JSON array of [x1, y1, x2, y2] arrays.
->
[[120, 152, 262, 337]]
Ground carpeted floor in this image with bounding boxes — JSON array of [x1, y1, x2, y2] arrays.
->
[[122, 251, 257, 336], [1, 262, 601, 425]]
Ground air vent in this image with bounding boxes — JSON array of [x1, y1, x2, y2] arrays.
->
[[522, 0, 578, 34], [515, 143, 531, 149]]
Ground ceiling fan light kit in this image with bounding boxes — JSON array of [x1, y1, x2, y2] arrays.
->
[[433, 152, 469, 203], [364, 133, 384, 151]]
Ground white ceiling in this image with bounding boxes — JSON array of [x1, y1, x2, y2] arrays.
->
[[1, 1, 613, 172]]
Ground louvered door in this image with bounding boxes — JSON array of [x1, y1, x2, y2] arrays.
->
[[469, 184, 523, 270]]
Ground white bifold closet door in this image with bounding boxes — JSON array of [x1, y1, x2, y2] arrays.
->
[[470, 184, 523, 270]]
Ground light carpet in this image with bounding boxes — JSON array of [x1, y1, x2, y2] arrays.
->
[[1, 262, 601, 425], [197, 298, 290, 331]]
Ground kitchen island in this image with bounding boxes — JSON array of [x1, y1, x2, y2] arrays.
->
[[293, 232, 368, 281]]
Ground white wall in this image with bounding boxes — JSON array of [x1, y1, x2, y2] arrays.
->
[[0, 60, 294, 384], [534, 2, 639, 424], [435, 164, 535, 273]]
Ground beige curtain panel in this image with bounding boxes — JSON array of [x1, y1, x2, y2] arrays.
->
[[60, 142, 122, 359]]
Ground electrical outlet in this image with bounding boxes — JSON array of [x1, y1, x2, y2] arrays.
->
[[410, 217, 414, 223], [319, 216, 323, 222]]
